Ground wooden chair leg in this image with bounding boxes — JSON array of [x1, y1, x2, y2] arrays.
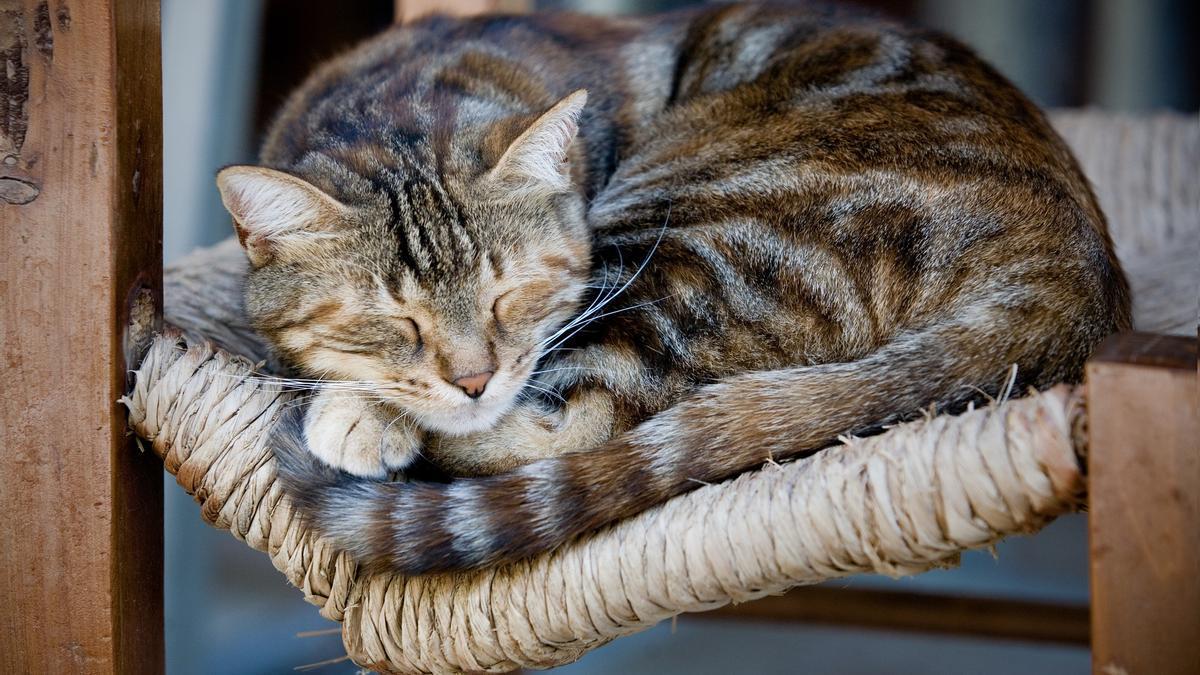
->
[[0, 1, 163, 672], [1087, 333, 1199, 675]]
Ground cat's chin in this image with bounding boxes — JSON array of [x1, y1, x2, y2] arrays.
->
[[415, 399, 512, 436]]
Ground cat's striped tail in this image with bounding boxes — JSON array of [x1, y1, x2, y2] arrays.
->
[[274, 318, 1095, 575]]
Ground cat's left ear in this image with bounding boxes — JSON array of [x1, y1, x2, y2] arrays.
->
[[216, 166, 349, 267], [489, 89, 587, 195]]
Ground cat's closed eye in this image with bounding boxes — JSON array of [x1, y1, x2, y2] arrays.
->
[[397, 317, 422, 349], [492, 290, 516, 324], [492, 282, 558, 329]]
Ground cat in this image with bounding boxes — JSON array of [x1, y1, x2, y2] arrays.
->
[[215, 3, 1130, 574]]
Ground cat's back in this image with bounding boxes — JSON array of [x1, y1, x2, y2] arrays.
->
[[580, 3, 1130, 381], [258, 10, 689, 173]]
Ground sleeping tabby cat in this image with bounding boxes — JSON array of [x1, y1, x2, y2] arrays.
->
[[216, 3, 1130, 573]]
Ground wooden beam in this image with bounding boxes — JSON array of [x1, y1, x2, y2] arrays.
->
[[395, 0, 530, 24], [0, 0, 163, 672], [1087, 332, 1198, 675], [695, 586, 1091, 645]]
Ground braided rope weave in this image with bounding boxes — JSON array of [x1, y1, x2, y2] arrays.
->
[[124, 333, 1085, 672], [127, 110, 1196, 673]]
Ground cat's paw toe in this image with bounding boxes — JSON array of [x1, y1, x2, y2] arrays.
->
[[380, 420, 423, 472]]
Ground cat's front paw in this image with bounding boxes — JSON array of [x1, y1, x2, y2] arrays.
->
[[303, 391, 423, 478]]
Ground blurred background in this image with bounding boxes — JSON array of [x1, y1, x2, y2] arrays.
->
[[161, 1, 1198, 672]]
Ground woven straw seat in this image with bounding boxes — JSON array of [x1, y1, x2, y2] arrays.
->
[[124, 110, 1197, 673]]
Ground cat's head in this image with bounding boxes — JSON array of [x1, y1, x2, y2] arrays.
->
[[216, 91, 591, 434]]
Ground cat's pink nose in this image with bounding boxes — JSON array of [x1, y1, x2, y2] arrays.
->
[[453, 371, 493, 399]]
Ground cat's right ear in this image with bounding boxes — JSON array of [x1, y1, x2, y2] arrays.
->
[[488, 90, 587, 196], [216, 166, 348, 267]]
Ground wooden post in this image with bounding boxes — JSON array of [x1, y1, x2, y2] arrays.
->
[[395, 0, 529, 24], [1087, 333, 1199, 675], [0, 1, 164, 673]]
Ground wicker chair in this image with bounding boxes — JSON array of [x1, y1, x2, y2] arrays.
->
[[122, 110, 1197, 673]]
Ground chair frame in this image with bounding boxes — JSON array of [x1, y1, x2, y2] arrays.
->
[[0, 2, 1194, 672]]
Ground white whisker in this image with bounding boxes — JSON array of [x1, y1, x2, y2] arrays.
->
[[529, 365, 601, 376], [537, 206, 671, 351], [544, 295, 673, 354], [521, 381, 566, 404]]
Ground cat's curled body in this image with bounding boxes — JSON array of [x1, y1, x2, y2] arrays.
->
[[218, 4, 1130, 573]]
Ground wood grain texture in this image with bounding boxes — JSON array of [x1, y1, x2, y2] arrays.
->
[[1087, 333, 1199, 675], [0, 0, 163, 672], [395, 0, 530, 24], [697, 586, 1091, 645], [1090, 330, 1197, 370]]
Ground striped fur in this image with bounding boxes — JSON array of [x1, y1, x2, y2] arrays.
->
[[232, 4, 1130, 573]]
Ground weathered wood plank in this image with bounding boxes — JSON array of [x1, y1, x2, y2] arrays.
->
[[0, 0, 163, 672], [1087, 332, 1198, 675]]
